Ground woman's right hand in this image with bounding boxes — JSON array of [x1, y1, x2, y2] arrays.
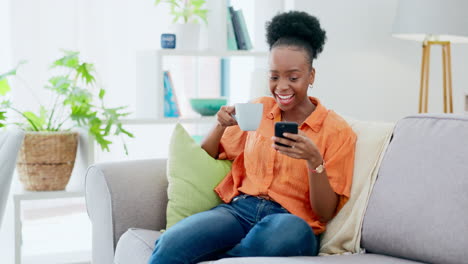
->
[[217, 105, 238, 128]]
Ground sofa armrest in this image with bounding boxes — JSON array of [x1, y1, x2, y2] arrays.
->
[[85, 159, 168, 264]]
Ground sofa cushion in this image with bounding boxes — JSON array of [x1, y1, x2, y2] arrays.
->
[[113, 230, 420, 264], [319, 118, 394, 254], [114, 228, 161, 264], [362, 114, 468, 264], [200, 254, 421, 263], [166, 123, 232, 229]]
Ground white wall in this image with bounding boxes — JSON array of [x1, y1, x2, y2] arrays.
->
[[9, 0, 175, 113], [7, 0, 468, 163], [0, 0, 11, 73], [295, 0, 468, 122], [8, 0, 175, 163], [10, 0, 80, 111]]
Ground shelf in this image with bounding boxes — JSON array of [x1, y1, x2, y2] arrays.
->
[[121, 116, 216, 125], [13, 190, 85, 201], [139, 49, 268, 58], [23, 250, 91, 264]]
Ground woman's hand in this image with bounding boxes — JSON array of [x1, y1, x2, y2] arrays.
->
[[216, 105, 238, 128], [272, 131, 323, 167]]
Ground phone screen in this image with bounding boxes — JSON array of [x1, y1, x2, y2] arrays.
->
[[275, 122, 298, 147]]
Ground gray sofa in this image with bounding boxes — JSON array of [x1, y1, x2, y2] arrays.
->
[[85, 114, 468, 264]]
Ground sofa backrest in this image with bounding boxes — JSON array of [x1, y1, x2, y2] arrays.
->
[[361, 114, 468, 264]]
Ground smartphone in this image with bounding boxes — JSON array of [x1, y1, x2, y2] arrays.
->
[[275, 122, 298, 147]]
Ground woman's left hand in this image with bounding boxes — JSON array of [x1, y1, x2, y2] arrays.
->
[[272, 131, 323, 167]]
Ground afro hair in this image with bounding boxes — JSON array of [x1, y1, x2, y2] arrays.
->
[[266, 11, 326, 61]]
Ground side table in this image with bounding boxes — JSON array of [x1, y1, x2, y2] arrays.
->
[[13, 190, 90, 264]]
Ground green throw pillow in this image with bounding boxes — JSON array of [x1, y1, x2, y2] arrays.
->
[[166, 123, 232, 229]]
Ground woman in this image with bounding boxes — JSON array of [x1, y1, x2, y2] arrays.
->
[[148, 11, 356, 264]]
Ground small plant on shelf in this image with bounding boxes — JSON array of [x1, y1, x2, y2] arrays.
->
[[154, 0, 208, 24]]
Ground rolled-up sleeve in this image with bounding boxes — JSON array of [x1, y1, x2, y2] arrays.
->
[[218, 125, 247, 160], [323, 127, 357, 211]]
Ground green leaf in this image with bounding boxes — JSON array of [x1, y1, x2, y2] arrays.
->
[[0, 60, 26, 80], [96, 138, 112, 152], [193, 9, 208, 24], [77, 63, 96, 84], [0, 111, 6, 127], [167, 0, 180, 8], [23, 108, 47, 131], [103, 120, 113, 136], [172, 12, 183, 23], [191, 0, 205, 8], [0, 78, 10, 96], [123, 141, 129, 155], [1, 99, 11, 108], [52, 50, 80, 69], [98, 89, 106, 100], [0, 60, 27, 81], [70, 106, 95, 126], [0, 62, 24, 96], [116, 123, 134, 138], [63, 87, 93, 107], [87, 117, 112, 152], [46, 76, 72, 94], [0, 70, 15, 81]]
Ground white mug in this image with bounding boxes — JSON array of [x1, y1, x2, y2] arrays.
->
[[233, 103, 263, 131]]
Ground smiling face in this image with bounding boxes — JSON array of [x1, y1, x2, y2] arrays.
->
[[269, 46, 315, 113]]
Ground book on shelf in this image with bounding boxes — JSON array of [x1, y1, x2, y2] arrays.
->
[[163, 71, 181, 117], [226, 7, 238, 50], [235, 9, 253, 50], [229, 6, 247, 50]]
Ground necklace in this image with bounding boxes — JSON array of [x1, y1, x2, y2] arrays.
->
[[281, 113, 288, 122], [281, 111, 294, 122], [282, 112, 303, 124]]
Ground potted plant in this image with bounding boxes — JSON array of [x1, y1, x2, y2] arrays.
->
[[0, 50, 133, 191], [154, 0, 208, 50]]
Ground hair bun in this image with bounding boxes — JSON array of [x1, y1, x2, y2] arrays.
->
[[266, 11, 326, 59]]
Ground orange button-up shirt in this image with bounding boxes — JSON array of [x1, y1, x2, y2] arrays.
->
[[214, 96, 356, 234]]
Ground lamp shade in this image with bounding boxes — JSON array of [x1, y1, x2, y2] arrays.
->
[[392, 0, 468, 43]]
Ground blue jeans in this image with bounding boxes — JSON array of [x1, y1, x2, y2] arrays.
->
[[148, 194, 319, 264]]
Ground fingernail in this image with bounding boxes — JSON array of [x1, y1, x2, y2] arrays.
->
[[271, 136, 275, 140]]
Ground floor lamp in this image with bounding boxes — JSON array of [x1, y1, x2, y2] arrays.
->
[[392, 0, 468, 113]]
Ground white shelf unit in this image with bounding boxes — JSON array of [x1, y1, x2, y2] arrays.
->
[[132, 0, 284, 125], [135, 49, 268, 125]]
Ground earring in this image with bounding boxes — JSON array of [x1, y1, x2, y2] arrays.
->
[[308, 84, 313, 89]]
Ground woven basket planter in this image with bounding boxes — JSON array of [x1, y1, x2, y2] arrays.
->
[[16, 132, 79, 191]]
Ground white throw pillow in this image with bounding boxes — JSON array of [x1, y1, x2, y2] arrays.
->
[[319, 118, 394, 255]]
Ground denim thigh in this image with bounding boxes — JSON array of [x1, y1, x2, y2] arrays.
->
[[148, 205, 245, 264]]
